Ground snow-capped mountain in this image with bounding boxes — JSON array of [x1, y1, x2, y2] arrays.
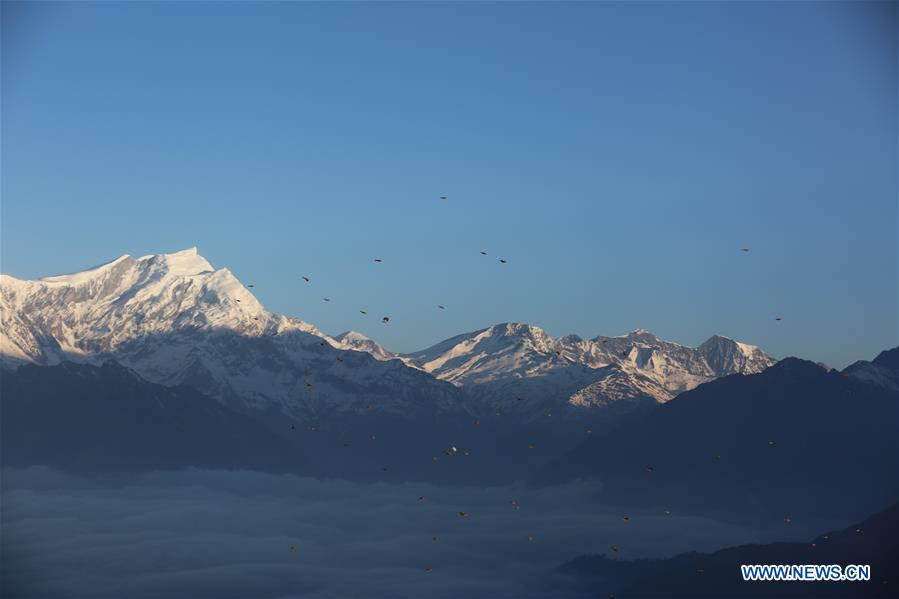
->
[[402, 323, 776, 415], [333, 330, 405, 363], [1, 248, 776, 422], [0, 248, 461, 418]]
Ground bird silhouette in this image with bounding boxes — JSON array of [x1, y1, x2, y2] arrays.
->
[[382, 316, 390, 324], [498, 258, 508, 264], [360, 310, 367, 315], [374, 258, 383, 263], [302, 276, 310, 282]]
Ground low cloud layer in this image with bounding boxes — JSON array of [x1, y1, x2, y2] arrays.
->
[[2, 468, 824, 598]]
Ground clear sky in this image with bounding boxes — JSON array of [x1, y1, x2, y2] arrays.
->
[[2, 1, 896, 368]]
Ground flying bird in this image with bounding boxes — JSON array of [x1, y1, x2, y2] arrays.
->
[[424, 565, 433, 572], [527, 534, 535, 542], [323, 298, 331, 302], [438, 305, 445, 310], [585, 428, 593, 434], [741, 248, 750, 252], [374, 258, 383, 263], [498, 258, 508, 264], [382, 316, 390, 324], [784, 516, 792, 524], [510, 500, 520, 510], [444, 446, 459, 457], [289, 545, 297, 553], [360, 310, 367, 315], [247, 284, 255, 288], [644, 464, 654, 473], [439, 196, 448, 201], [457, 511, 469, 518], [622, 516, 630, 522], [302, 276, 310, 282], [480, 251, 487, 256], [775, 317, 783, 321], [516, 395, 524, 401]]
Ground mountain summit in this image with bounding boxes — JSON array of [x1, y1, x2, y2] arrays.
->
[[400, 322, 775, 415], [0, 248, 460, 418]]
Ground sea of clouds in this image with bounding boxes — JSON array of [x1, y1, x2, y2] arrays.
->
[[1, 467, 822, 598]]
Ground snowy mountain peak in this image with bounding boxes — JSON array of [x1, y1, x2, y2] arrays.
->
[[400, 322, 776, 410], [0, 248, 321, 365], [333, 330, 401, 362], [1, 249, 463, 418]]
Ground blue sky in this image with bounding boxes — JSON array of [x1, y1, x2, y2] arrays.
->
[[2, 1, 895, 368]]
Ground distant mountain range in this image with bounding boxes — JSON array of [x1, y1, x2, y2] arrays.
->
[[0, 248, 777, 422], [554, 503, 898, 598], [535, 357, 899, 522]]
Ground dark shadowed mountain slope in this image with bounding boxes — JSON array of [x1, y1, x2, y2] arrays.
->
[[0, 361, 585, 484], [843, 347, 899, 392], [553, 503, 898, 598], [0, 361, 298, 473], [535, 358, 899, 522]]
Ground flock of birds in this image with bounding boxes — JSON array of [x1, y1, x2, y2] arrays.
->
[[245, 234, 783, 332], [235, 199, 788, 579]]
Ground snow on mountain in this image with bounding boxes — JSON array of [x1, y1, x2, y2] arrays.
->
[[0, 248, 461, 418], [402, 323, 776, 415], [1, 248, 777, 421], [333, 330, 405, 363]]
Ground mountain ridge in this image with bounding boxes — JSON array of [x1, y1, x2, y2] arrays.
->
[[1, 248, 775, 420]]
